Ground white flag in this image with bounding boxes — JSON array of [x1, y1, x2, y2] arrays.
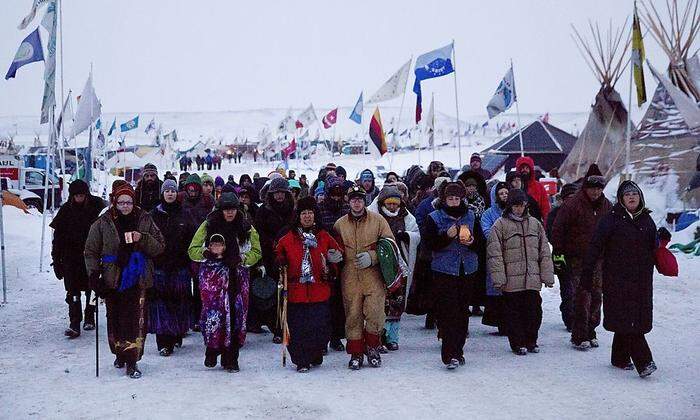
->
[[367, 59, 412, 104], [647, 61, 700, 129], [296, 104, 318, 128], [39, 1, 57, 124], [70, 73, 102, 138], [18, 0, 50, 30], [486, 66, 517, 119], [426, 95, 435, 147], [55, 90, 73, 139]]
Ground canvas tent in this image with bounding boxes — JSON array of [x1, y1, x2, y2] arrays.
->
[[559, 19, 631, 181], [621, 0, 700, 208], [480, 120, 577, 174]]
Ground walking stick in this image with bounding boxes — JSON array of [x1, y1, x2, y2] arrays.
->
[[280, 266, 289, 367], [91, 291, 99, 377]]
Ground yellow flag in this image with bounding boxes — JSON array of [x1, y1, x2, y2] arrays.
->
[[632, 2, 647, 106]]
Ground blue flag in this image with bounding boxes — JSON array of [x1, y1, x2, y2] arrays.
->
[[5, 28, 44, 80], [349, 92, 363, 124], [108, 118, 116, 136], [95, 118, 101, 130], [120, 115, 139, 132], [413, 43, 455, 123]]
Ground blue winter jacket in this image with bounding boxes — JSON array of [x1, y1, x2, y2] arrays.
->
[[415, 194, 437, 227], [425, 207, 479, 276], [481, 184, 506, 296]]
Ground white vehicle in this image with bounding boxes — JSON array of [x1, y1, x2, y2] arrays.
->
[[0, 154, 62, 212]]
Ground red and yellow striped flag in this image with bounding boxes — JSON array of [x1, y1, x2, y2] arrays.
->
[[369, 107, 388, 156]]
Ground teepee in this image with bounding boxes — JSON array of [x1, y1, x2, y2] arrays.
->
[[559, 19, 631, 181], [623, 0, 700, 207]]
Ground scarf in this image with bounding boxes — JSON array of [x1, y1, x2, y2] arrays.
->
[[299, 228, 317, 284]]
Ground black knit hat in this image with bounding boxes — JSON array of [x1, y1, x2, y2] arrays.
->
[[507, 188, 529, 207], [143, 163, 158, 177], [216, 192, 239, 210], [295, 196, 318, 219], [560, 183, 579, 199], [583, 175, 606, 189], [68, 179, 89, 196]]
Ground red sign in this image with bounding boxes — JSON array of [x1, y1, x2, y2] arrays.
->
[[0, 167, 18, 180]]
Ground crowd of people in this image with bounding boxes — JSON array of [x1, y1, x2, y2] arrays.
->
[[49, 152, 662, 379]]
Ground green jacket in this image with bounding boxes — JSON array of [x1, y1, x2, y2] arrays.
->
[[188, 220, 262, 267], [84, 207, 165, 290]]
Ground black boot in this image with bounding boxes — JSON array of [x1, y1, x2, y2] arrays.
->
[[329, 338, 345, 352], [221, 345, 240, 372], [424, 313, 435, 330], [65, 295, 82, 338], [126, 362, 142, 379], [204, 348, 218, 368]]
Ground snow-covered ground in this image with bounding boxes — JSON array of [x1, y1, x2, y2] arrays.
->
[[1, 168, 699, 418]]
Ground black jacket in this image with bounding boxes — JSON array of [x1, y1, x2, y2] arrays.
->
[[582, 203, 656, 334], [150, 202, 196, 272], [254, 194, 295, 273], [50, 194, 106, 291]]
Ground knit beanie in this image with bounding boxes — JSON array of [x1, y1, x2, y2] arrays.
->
[[268, 177, 290, 194], [215, 176, 225, 188], [216, 192, 240, 210], [201, 173, 214, 185], [360, 169, 374, 182], [288, 179, 301, 190], [142, 163, 158, 177], [161, 179, 178, 194], [560, 183, 579, 199], [335, 166, 347, 178], [185, 173, 202, 187], [583, 175, 607, 189], [433, 176, 451, 190], [68, 179, 89, 196], [378, 185, 402, 203], [111, 180, 135, 203]]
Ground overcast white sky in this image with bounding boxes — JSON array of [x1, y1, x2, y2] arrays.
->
[[0, 0, 683, 118]]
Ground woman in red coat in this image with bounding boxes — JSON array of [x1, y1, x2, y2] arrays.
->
[[276, 197, 343, 372]]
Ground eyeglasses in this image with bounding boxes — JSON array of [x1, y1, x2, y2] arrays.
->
[[116, 201, 134, 206]]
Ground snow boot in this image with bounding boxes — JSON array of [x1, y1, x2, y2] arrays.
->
[[126, 363, 142, 379], [424, 313, 435, 330], [83, 303, 95, 331], [64, 327, 80, 339], [589, 338, 599, 348], [571, 340, 591, 351], [329, 338, 345, 352], [458, 356, 466, 365], [514, 347, 528, 356], [613, 362, 635, 370], [446, 358, 460, 370], [386, 342, 399, 351], [379, 345, 389, 354], [225, 361, 240, 373], [639, 361, 657, 378], [296, 365, 310, 373], [366, 347, 382, 368], [348, 354, 363, 370], [174, 336, 183, 348], [114, 356, 125, 368], [159, 348, 173, 357], [527, 345, 540, 354], [311, 355, 323, 367], [204, 351, 218, 368]]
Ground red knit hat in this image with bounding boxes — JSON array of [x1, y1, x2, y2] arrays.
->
[[111, 180, 135, 204]]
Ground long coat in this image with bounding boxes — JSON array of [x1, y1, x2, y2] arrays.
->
[[550, 189, 612, 259], [581, 203, 656, 334], [84, 207, 165, 290], [50, 194, 106, 292]]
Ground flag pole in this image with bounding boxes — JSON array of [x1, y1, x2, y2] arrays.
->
[[451, 40, 463, 168], [432, 92, 436, 161], [57, 0, 67, 194], [390, 55, 412, 172], [39, 107, 57, 271], [625, 49, 633, 179], [511, 59, 525, 157]]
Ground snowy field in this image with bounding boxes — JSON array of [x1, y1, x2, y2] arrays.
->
[[1, 178, 699, 419]]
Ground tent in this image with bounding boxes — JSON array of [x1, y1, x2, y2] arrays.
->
[[559, 19, 631, 181], [480, 120, 577, 174], [621, 0, 700, 208]]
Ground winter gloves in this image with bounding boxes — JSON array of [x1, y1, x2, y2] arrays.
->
[[327, 249, 343, 263], [88, 272, 104, 298], [354, 252, 372, 269], [552, 253, 566, 275]]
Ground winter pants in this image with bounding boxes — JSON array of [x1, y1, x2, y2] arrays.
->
[[611, 333, 653, 373], [570, 258, 602, 344], [66, 290, 94, 330], [502, 290, 543, 351], [482, 295, 505, 334], [105, 287, 147, 364], [156, 334, 181, 352], [329, 275, 346, 341], [384, 320, 400, 345], [205, 342, 239, 367], [433, 271, 474, 365], [557, 268, 575, 330], [342, 274, 386, 355], [288, 301, 330, 368]]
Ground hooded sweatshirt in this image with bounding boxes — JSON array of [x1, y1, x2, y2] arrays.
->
[[515, 156, 551, 224]]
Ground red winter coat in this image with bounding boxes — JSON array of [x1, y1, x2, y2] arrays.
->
[[516, 156, 551, 225], [275, 228, 340, 303]]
